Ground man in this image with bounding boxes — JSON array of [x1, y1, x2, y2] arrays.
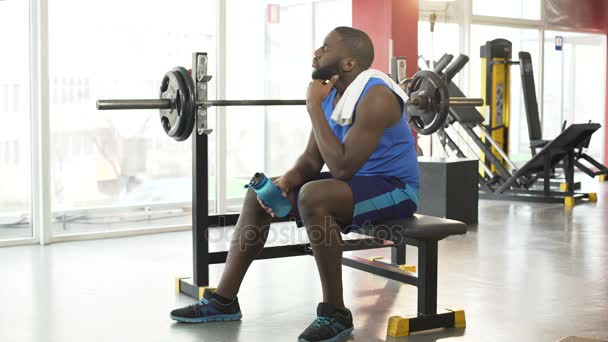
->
[[170, 26, 420, 342]]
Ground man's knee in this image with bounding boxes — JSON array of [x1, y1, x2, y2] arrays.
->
[[297, 182, 326, 218]]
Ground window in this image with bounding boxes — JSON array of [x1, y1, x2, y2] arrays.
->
[[473, 0, 541, 21], [418, 20, 462, 157], [225, 0, 351, 213], [48, 0, 218, 235], [0, 0, 32, 240], [470, 25, 541, 162], [543, 31, 607, 162]]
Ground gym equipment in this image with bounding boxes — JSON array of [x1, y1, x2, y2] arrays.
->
[[245, 173, 292, 218], [519, 51, 608, 181], [418, 52, 598, 205], [99, 52, 468, 336], [97, 65, 484, 139], [480, 39, 513, 172]]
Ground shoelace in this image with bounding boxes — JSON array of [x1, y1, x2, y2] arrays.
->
[[311, 317, 332, 328]]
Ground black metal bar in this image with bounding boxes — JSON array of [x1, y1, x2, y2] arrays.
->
[[577, 153, 608, 175], [193, 131, 209, 286], [408, 312, 457, 333], [203, 237, 394, 265], [208, 214, 239, 227], [417, 240, 438, 315], [543, 151, 551, 196], [209, 245, 311, 264], [343, 237, 396, 251], [391, 243, 407, 265], [574, 160, 597, 177], [192, 52, 210, 287], [565, 151, 575, 195], [342, 256, 418, 286]]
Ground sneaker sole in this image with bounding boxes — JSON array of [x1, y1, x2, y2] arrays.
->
[[170, 312, 242, 323], [298, 327, 354, 342]]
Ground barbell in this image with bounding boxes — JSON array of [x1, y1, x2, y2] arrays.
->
[[96, 67, 483, 141]]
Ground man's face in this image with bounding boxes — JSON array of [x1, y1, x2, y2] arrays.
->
[[312, 31, 345, 80]]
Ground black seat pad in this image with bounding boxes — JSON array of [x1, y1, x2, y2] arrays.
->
[[355, 214, 467, 241]]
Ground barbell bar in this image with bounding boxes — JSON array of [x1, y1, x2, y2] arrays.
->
[[96, 67, 484, 141], [96, 99, 307, 110], [96, 97, 482, 111]]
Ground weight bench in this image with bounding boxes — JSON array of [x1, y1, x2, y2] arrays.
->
[[177, 213, 467, 337], [344, 214, 467, 336]]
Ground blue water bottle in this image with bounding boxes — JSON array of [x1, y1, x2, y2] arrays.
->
[[245, 172, 292, 217]]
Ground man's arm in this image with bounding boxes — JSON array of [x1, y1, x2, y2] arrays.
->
[[283, 130, 325, 187], [308, 85, 402, 180]]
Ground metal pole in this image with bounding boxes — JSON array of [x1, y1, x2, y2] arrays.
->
[[448, 97, 484, 107], [96, 99, 172, 110], [97, 98, 482, 111], [192, 52, 209, 287], [97, 99, 307, 110], [475, 124, 518, 171], [447, 126, 495, 177]]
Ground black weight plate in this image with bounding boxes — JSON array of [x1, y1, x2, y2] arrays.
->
[[172, 66, 196, 141], [159, 70, 187, 138], [405, 70, 449, 135]]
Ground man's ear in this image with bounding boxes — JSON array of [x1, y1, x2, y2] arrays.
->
[[341, 58, 356, 72]]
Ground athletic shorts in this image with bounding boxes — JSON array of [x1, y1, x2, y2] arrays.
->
[[292, 172, 419, 234]]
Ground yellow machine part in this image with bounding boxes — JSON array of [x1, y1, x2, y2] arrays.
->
[[480, 57, 510, 175]]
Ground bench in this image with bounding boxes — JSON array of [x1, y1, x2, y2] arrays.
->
[[178, 213, 467, 337], [343, 214, 467, 336]]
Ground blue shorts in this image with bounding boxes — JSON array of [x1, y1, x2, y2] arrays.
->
[[293, 172, 419, 234]]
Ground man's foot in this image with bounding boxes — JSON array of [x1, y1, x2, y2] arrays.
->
[[298, 303, 354, 342], [170, 289, 242, 323]]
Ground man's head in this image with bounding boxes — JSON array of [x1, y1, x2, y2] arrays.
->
[[312, 27, 374, 81]]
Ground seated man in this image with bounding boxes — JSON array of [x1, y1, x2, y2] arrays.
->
[[170, 26, 420, 342]]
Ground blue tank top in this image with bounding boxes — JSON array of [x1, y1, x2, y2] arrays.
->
[[321, 78, 420, 190]]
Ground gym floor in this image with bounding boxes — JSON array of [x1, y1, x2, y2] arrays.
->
[[1, 180, 607, 342]]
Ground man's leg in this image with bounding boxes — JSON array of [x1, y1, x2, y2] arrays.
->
[[170, 179, 294, 323], [215, 187, 274, 299], [297, 179, 354, 309]]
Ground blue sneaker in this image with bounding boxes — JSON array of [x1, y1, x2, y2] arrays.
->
[[170, 289, 242, 323], [298, 303, 354, 342]]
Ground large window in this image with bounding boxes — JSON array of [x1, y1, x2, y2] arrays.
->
[[543, 31, 607, 162], [470, 25, 541, 162], [224, 0, 351, 213], [0, 0, 32, 240], [418, 20, 461, 157], [473, 0, 541, 21], [48, 0, 218, 235]]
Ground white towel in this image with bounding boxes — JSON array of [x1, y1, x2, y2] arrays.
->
[[331, 69, 409, 126]]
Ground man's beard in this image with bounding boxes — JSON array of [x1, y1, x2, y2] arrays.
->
[[312, 62, 340, 80]]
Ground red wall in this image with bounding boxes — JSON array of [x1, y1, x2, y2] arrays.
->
[[352, 0, 419, 142], [352, 0, 418, 77], [605, 33, 608, 164]]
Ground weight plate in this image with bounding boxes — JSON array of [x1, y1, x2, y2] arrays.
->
[[172, 66, 196, 141], [406, 70, 449, 135], [159, 70, 187, 139]]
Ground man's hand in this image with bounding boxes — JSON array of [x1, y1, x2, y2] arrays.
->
[[306, 75, 339, 112], [257, 176, 294, 217]]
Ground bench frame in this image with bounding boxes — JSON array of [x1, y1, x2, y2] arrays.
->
[[178, 119, 464, 336]]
